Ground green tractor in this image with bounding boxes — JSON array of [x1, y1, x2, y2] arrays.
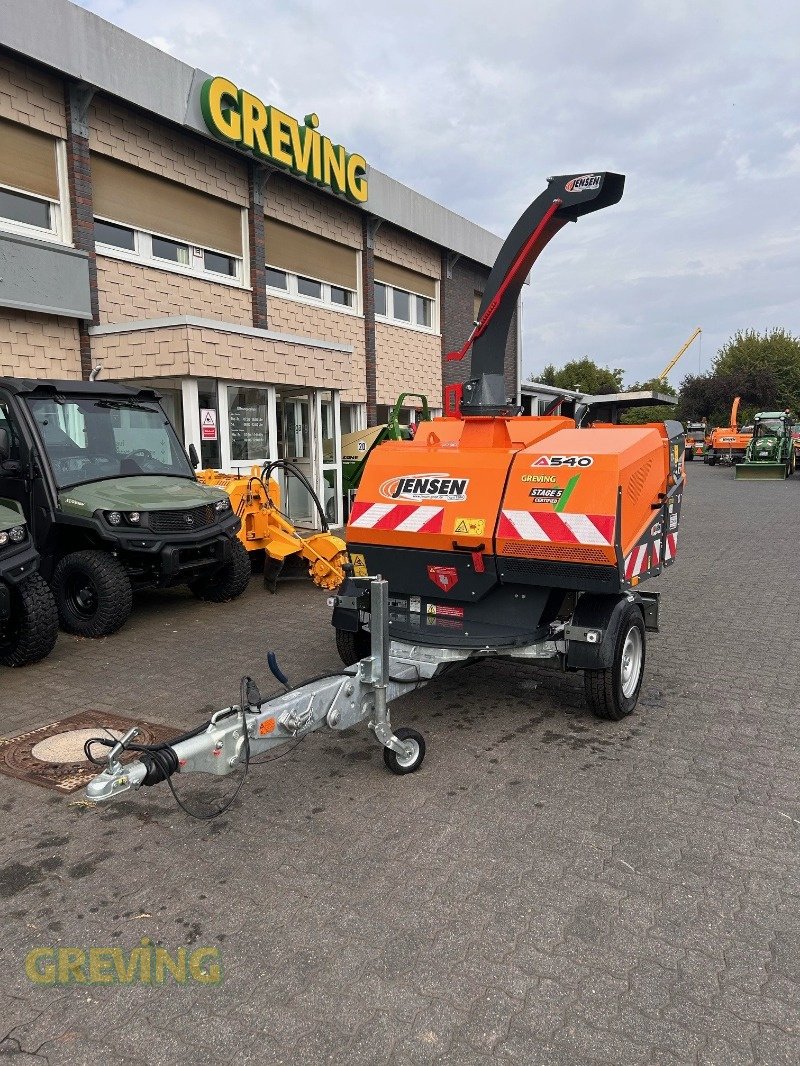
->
[[735, 411, 796, 480], [0, 378, 251, 639], [0, 502, 58, 667]]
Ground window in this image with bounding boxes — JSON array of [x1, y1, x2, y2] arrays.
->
[[227, 386, 269, 462], [373, 281, 434, 330], [265, 218, 359, 314], [374, 258, 437, 331], [94, 217, 244, 286], [266, 267, 288, 290], [297, 275, 322, 299], [0, 188, 51, 230], [152, 235, 190, 266], [0, 119, 66, 244], [94, 219, 136, 251]]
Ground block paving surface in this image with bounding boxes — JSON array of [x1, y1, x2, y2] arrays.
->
[[0, 463, 798, 1063]]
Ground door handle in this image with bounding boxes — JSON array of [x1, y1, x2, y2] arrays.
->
[[452, 541, 485, 552]]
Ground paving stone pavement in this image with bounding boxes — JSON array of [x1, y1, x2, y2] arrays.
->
[[0, 462, 798, 1064]]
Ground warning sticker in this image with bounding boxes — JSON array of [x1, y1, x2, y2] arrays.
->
[[426, 603, 464, 619], [350, 552, 368, 576], [453, 517, 485, 536]]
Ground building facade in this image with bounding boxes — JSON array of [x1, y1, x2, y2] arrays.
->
[[0, 0, 518, 524]]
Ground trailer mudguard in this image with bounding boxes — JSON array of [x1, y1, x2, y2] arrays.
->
[[565, 592, 642, 670]]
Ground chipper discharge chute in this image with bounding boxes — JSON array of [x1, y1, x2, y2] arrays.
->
[[735, 411, 795, 480], [85, 171, 687, 812]]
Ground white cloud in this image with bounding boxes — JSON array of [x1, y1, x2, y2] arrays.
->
[[76, 0, 800, 384]]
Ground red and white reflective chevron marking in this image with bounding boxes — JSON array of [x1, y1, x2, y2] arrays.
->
[[498, 510, 615, 545], [664, 532, 678, 561], [624, 539, 664, 579], [348, 501, 444, 533]]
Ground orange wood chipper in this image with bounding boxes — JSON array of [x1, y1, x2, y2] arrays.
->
[[86, 172, 687, 809]]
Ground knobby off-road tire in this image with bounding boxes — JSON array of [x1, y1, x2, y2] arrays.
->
[[584, 602, 646, 721], [0, 573, 59, 667], [335, 626, 371, 666], [189, 538, 251, 603], [53, 550, 133, 638]]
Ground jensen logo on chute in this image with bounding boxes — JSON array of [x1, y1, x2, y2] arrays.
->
[[379, 474, 469, 502], [565, 174, 602, 192]]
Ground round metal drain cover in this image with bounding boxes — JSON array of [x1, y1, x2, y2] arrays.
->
[[31, 728, 123, 764]]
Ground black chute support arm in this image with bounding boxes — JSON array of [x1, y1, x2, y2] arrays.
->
[[453, 172, 625, 417]]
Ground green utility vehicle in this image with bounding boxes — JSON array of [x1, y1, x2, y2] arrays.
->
[[0, 501, 58, 666], [0, 379, 250, 638], [735, 411, 796, 480]]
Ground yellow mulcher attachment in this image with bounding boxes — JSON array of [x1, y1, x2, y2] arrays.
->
[[197, 467, 347, 592]]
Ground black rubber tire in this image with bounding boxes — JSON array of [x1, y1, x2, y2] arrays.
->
[[189, 538, 251, 602], [383, 727, 426, 775], [53, 550, 133, 638], [583, 603, 646, 721], [0, 573, 59, 667], [335, 626, 371, 666]]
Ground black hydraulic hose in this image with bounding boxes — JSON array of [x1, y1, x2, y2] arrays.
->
[[261, 459, 330, 532]]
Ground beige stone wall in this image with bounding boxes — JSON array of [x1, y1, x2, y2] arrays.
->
[[266, 297, 365, 402], [374, 223, 440, 280], [266, 173, 361, 248], [0, 311, 81, 378], [96, 257, 252, 326], [89, 95, 248, 206], [375, 322, 442, 407], [0, 52, 66, 137], [94, 324, 353, 394]]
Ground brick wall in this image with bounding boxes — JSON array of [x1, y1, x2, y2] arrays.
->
[[0, 51, 66, 136], [373, 223, 440, 279], [441, 256, 518, 401], [0, 311, 81, 377], [267, 296, 365, 403], [265, 173, 361, 248], [375, 322, 441, 407], [88, 95, 248, 206], [96, 258, 252, 326], [94, 325, 352, 394]]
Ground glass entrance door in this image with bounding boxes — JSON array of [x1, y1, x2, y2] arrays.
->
[[276, 388, 315, 526]]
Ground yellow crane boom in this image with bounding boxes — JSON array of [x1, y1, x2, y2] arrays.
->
[[659, 327, 702, 381]]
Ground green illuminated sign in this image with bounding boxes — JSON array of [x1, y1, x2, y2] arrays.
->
[[201, 77, 368, 204]]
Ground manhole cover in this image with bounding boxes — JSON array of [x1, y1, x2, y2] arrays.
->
[[31, 728, 124, 764], [0, 711, 182, 793]]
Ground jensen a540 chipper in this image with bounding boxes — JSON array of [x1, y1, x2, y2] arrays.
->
[[86, 172, 685, 807]]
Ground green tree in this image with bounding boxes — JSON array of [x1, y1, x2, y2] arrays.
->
[[529, 357, 624, 395]]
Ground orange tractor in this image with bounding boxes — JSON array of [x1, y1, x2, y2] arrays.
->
[[86, 171, 687, 807]]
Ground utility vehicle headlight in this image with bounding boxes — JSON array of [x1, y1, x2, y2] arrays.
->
[[9, 526, 25, 543], [214, 498, 230, 513], [0, 531, 9, 548], [127, 512, 141, 524], [106, 511, 122, 526]]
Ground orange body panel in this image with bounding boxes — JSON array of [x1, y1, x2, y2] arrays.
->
[[347, 416, 677, 582]]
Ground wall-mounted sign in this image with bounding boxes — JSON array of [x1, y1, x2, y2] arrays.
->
[[201, 77, 368, 205], [200, 408, 218, 441]]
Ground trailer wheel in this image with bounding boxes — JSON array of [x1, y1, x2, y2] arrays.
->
[[0, 573, 59, 667], [383, 727, 426, 775], [53, 550, 133, 638], [335, 626, 370, 666], [584, 603, 646, 720], [189, 538, 251, 602]]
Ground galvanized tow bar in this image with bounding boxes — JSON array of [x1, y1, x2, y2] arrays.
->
[[85, 578, 433, 803]]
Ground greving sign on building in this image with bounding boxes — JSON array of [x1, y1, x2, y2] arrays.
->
[[201, 77, 368, 204]]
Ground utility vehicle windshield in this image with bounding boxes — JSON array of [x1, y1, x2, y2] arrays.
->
[[26, 395, 193, 489]]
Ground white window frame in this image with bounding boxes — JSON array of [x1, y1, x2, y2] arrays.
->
[[265, 255, 362, 318], [94, 213, 249, 290], [0, 139, 70, 246], [374, 279, 439, 335]]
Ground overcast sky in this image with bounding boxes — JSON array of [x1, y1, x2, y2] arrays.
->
[[76, 0, 800, 387]]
